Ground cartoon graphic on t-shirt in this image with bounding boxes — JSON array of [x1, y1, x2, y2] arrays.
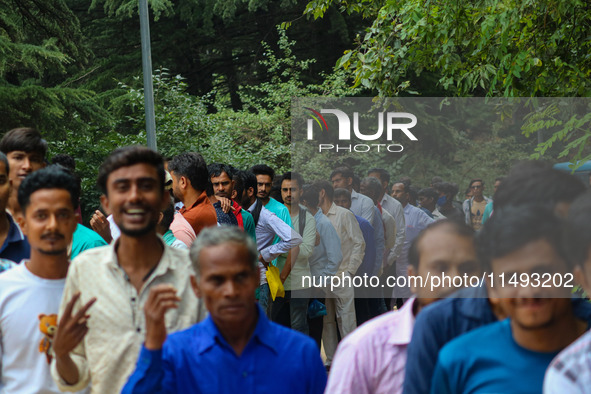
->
[[38, 314, 58, 363]]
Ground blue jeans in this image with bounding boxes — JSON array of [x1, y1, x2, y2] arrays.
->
[[258, 283, 270, 316]]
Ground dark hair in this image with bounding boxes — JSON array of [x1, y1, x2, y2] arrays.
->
[[168, 152, 209, 192], [234, 170, 257, 202], [418, 187, 438, 200], [469, 178, 484, 188], [160, 196, 175, 230], [431, 176, 443, 185], [208, 163, 233, 179], [408, 220, 474, 268], [334, 188, 351, 202], [97, 146, 165, 195], [281, 171, 305, 189], [250, 164, 275, 181], [18, 165, 80, 212], [0, 152, 8, 174], [367, 168, 390, 184], [564, 191, 591, 269], [493, 166, 585, 212], [477, 204, 566, 272], [330, 166, 354, 181], [313, 180, 334, 201], [435, 182, 458, 199], [301, 184, 320, 207], [393, 179, 410, 193], [51, 154, 76, 171], [409, 186, 419, 205], [361, 176, 382, 201], [0, 128, 48, 157]]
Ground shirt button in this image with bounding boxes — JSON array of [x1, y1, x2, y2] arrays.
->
[[131, 297, 136, 302], [136, 327, 141, 333]]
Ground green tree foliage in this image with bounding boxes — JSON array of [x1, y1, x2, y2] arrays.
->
[[306, 0, 591, 97], [0, 0, 107, 135], [305, 0, 591, 174], [72, 0, 363, 110]]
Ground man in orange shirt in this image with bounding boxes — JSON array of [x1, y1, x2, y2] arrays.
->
[[168, 153, 217, 236]]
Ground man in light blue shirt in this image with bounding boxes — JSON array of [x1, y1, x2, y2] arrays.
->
[[331, 167, 375, 224], [301, 184, 342, 348], [391, 180, 433, 300], [237, 170, 302, 315]]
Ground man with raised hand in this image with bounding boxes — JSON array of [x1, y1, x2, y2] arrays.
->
[[0, 166, 83, 393], [122, 226, 327, 394], [51, 146, 204, 393]]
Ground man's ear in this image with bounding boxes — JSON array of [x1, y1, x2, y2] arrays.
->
[[190, 275, 201, 298], [16, 214, 26, 236], [100, 194, 110, 216], [179, 175, 188, 190]]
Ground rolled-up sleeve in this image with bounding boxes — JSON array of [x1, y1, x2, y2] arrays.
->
[[260, 211, 303, 263]]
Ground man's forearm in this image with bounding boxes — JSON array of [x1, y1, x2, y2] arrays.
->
[[55, 354, 80, 386]]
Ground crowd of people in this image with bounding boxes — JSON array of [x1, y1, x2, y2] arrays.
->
[[0, 126, 590, 393]]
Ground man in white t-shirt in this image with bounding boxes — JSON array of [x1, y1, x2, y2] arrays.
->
[[0, 165, 85, 393]]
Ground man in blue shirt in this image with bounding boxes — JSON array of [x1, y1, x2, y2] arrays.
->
[[0, 152, 30, 263], [123, 226, 324, 394], [430, 205, 591, 393]]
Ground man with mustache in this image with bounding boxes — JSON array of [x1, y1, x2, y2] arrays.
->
[[51, 146, 205, 393], [0, 166, 82, 393]]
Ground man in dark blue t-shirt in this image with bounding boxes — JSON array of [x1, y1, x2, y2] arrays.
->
[[0, 152, 30, 263]]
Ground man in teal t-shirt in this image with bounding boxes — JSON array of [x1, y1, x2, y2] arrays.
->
[[70, 223, 107, 260], [431, 205, 590, 393]]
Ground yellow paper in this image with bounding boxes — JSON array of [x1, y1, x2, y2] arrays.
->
[[265, 265, 285, 301]]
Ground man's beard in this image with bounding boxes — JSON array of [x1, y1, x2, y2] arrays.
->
[[119, 220, 158, 237]]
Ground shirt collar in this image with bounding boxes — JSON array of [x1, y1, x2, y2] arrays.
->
[[104, 235, 176, 275], [387, 297, 417, 346], [196, 304, 278, 356], [326, 202, 337, 216], [351, 189, 359, 200], [186, 191, 210, 210], [247, 199, 259, 213], [5, 212, 25, 243]]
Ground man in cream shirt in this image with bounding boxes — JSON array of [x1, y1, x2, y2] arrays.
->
[[51, 146, 205, 393]]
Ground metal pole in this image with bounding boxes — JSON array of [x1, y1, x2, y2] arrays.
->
[[139, 0, 157, 150]]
